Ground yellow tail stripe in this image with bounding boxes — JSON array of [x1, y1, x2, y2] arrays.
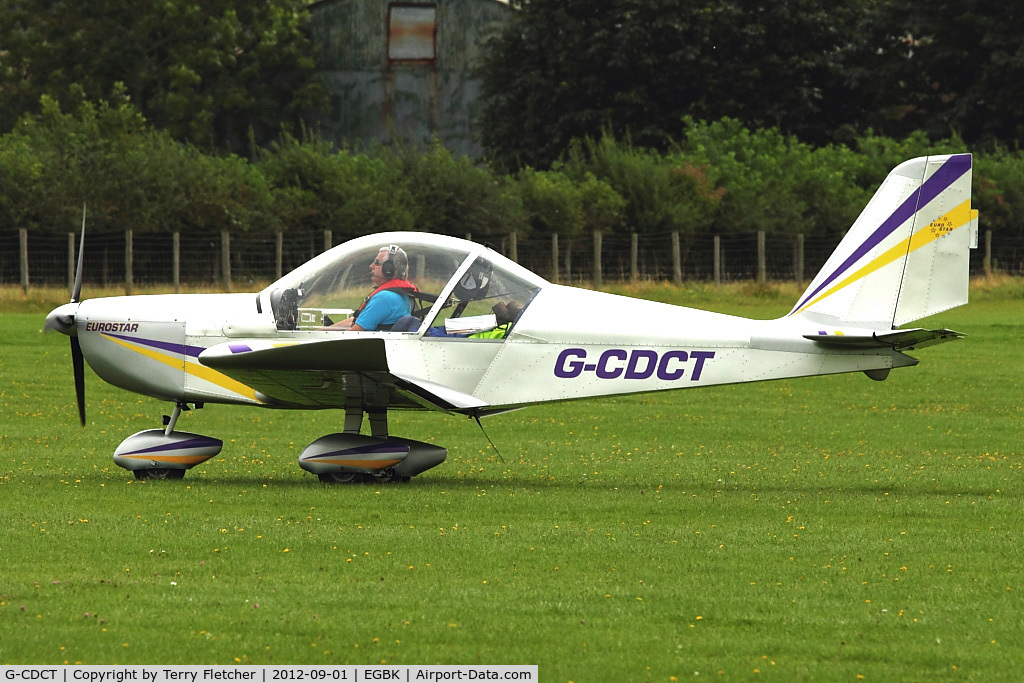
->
[[794, 200, 972, 315]]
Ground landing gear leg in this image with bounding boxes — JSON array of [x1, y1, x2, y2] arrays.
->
[[162, 401, 200, 435]]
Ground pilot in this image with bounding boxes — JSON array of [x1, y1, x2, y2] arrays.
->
[[322, 245, 418, 331]]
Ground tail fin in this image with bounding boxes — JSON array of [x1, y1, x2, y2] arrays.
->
[[789, 154, 975, 329]]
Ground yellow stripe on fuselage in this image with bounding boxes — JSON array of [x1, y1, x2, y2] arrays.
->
[[100, 334, 262, 403], [793, 200, 972, 315]]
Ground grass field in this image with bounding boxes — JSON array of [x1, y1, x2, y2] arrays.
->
[[1, 281, 1023, 680]]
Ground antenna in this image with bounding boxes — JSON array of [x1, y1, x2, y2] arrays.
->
[[472, 413, 505, 464]]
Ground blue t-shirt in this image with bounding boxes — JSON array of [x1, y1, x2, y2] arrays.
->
[[356, 289, 411, 330]]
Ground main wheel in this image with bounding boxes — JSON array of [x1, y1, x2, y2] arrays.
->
[[317, 472, 357, 484], [134, 468, 186, 480]]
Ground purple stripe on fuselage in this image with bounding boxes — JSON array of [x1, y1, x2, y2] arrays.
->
[[792, 154, 971, 313], [124, 437, 221, 455], [107, 333, 206, 358]]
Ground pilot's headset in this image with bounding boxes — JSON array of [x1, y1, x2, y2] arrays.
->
[[381, 244, 408, 280]]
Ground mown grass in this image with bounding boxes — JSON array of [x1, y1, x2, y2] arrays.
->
[[1, 281, 1022, 680]]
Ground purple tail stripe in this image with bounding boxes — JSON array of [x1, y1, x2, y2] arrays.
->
[[793, 154, 971, 313]]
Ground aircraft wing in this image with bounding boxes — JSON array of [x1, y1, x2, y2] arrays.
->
[[199, 337, 389, 372], [198, 338, 488, 412], [804, 328, 964, 351]]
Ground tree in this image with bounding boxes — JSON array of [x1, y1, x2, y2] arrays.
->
[[849, 0, 1024, 150], [0, 92, 274, 235], [478, 0, 872, 170], [0, 0, 326, 153]]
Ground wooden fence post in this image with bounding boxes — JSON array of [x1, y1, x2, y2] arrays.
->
[[125, 230, 134, 295], [324, 230, 332, 253], [592, 230, 603, 288], [984, 229, 992, 277], [795, 233, 805, 283], [671, 231, 682, 283], [551, 234, 560, 283], [19, 228, 29, 293], [757, 230, 766, 283], [630, 233, 639, 281], [713, 235, 721, 286], [275, 232, 283, 280], [221, 230, 231, 292], [564, 238, 573, 283], [172, 232, 181, 293], [509, 231, 518, 262]]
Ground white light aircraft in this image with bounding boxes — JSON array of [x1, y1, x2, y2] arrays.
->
[[46, 154, 978, 482]]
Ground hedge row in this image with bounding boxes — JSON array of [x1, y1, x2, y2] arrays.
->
[[3, 96, 1023, 242]]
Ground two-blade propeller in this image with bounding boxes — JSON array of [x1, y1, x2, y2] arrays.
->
[[45, 206, 88, 426]]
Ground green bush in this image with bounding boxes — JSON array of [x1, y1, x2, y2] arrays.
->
[[563, 134, 723, 236], [679, 118, 810, 236], [851, 130, 964, 190], [257, 133, 414, 240], [0, 89, 1002, 259], [975, 149, 1024, 240], [516, 168, 625, 237], [378, 140, 527, 239], [0, 92, 274, 236]]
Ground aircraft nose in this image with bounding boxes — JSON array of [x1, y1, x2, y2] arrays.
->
[[45, 302, 80, 336]]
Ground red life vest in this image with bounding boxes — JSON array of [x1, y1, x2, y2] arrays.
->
[[353, 279, 419, 325]]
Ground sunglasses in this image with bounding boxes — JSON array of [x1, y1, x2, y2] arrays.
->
[[372, 258, 385, 266]]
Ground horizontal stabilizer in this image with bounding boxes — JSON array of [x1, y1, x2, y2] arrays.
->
[[804, 328, 964, 351]]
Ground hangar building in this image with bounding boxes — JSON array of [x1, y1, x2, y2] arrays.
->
[[308, 0, 512, 158]]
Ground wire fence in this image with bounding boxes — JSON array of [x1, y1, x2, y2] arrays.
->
[[2, 228, 1020, 291]]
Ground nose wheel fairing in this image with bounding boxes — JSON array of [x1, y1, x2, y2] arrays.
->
[[112, 429, 223, 477]]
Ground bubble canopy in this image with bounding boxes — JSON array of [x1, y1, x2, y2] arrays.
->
[[260, 232, 547, 332]]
